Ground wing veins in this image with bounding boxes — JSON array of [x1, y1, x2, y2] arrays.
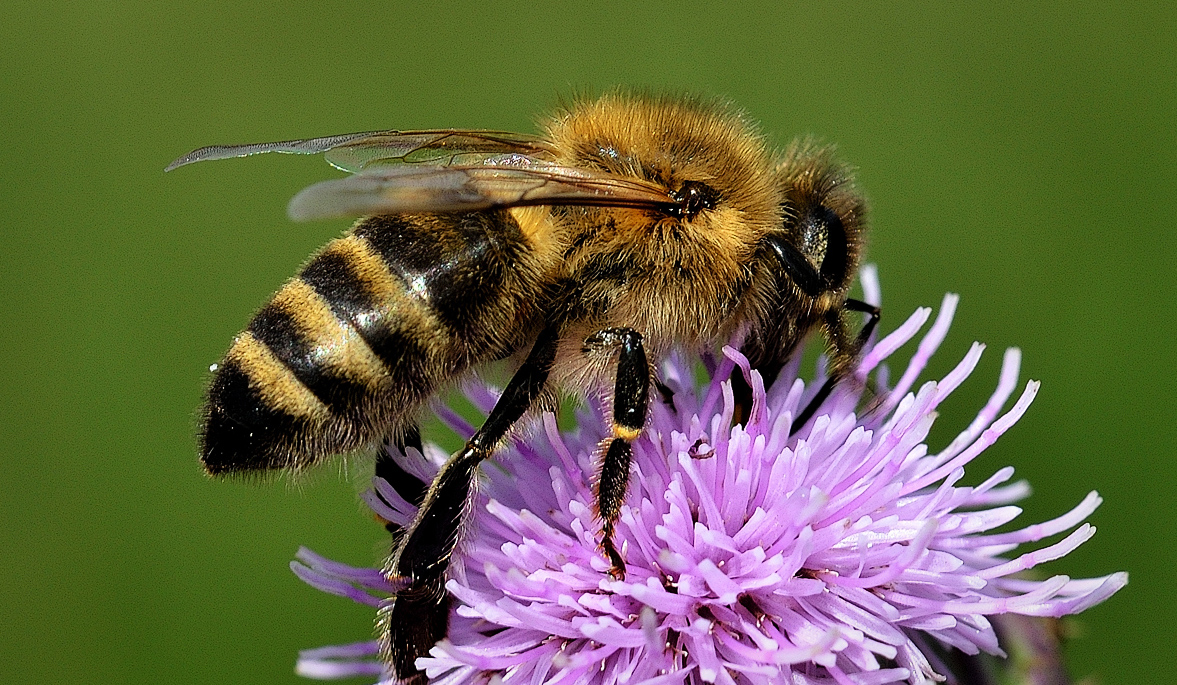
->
[[288, 165, 676, 221], [167, 129, 553, 172]]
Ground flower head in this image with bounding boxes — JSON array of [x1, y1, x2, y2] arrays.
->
[[292, 271, 1126, 684]]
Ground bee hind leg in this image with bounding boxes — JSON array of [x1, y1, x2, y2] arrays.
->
[[381, 326, 559, 683], [583, 327, 650, 580]]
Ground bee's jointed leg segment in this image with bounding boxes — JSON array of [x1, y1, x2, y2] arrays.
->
[[790, 297, 881, 435], [384, 326, 559, 683], [584, 327, 649, 579], [598, 438, 633, 578], [844, 298, 881, 340]]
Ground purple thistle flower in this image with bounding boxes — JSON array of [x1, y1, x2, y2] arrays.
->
[[291, 268, 1126, 685]]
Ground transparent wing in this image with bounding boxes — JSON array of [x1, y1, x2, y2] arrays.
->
[[324, 130, 553, 172], [169, 129, 674, 219], [287, 162, 676, 221], [166, 129, 553, 173], [166, 131, 380, 171]]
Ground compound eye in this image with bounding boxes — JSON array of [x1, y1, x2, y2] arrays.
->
[[669, 181, 719, 220], [792, 203, 847, 291], [812, 206, 848, 288]]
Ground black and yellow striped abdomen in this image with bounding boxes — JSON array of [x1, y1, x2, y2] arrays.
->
[[201, 210, 547, 475]]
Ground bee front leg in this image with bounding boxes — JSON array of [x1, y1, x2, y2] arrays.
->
[[842, 297, 882, 350], [791, 297, 881, 435], [381, 326, 559, 683], [583, 327, 649, 580]]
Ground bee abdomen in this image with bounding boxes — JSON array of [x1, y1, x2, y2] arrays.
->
[[201, 211, 541, 475], [202, 273, 414, 474], [249, 281, 388, 414], [202, 338, 327, 473], [298, 245, 432, 379]]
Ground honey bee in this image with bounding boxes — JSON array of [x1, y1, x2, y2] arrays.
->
[[170, 91, 878, 683]]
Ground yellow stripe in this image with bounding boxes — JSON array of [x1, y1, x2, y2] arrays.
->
[[328, 235, 406, 304], [613, 424, 642, 442], [329, 234, 450, 359], [272, 279, 387, 386], [226, 332, 329, 420], [509, 206, 565, 265]]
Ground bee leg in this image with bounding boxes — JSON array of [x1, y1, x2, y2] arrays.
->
[[393, 424, 425, 455], [374, 426, 427, 536], [736, 231, 822, 420], [730, 371, 754, 426], [382, 326, 559, 683], [791, 298, 881, 435], [845, 297, 882, 344], [583, 327, 649, 579]]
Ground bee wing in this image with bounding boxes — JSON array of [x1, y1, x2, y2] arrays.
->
[[169, 129, 675, 219], [287, 162, 676, 221], [166, 130, 552, 172], [324, 130, 554, 172]]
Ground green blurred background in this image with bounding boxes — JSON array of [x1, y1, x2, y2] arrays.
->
[[2, 2, 1171, 683]]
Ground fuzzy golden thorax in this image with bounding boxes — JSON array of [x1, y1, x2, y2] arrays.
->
[[541, 93, 783, 351]]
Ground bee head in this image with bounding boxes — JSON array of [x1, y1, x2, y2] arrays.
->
[[777, 142, 866, 296]]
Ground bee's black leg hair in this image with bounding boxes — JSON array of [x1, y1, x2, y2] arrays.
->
[[383, 325, 559, 683], [791, 298, 881, 435], [583, 327, 649, 579], [374, 426, 427, 536]]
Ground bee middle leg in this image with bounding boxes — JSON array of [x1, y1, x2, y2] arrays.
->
[[373, 427, 427, 536], [583, 327, 650, 579], [381, 325, 559, 683]]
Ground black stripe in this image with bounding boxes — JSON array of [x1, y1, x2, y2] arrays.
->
[[353, 215, 441, 279], [353, 213, 516, 341], [426, 225, 502, 338], [300, 250, 380, 327], [247, 301, 369, 414], [201, 358, 308, 473], [362, 324, 432, 388], [299, 250, 432, 379]]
